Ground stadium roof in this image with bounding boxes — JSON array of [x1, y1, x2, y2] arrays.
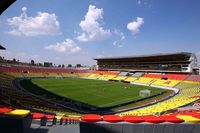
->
[[0, 0, 16, 15], [0, 45, 6, 50], [94, 52, 193, 60]]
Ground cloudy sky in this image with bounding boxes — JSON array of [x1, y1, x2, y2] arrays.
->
[[0, 0, 200, 66]]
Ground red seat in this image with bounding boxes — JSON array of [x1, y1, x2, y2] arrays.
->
[[160, 115, 184, 123], [45, 114, 55, 120], [103, 115, 123, 123], [123, 115, 144, 123], [82, 114, 102, 122], [142, 115, 165, 123], [0, 107, 13, 114], [32, 112, 45, 119], [191, 113, 200, 119]]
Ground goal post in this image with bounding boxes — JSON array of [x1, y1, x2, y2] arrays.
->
[[139, 89, 151, 97]]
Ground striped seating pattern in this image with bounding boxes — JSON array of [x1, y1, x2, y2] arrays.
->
[[1, 65, 200, 126], [82, 112, 200, 124], [118, 82, 200, 116]]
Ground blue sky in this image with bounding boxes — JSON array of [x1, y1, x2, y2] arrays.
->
[[0, 0, 200, 66]]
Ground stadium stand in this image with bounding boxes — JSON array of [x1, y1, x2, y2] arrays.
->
[[0, 52, 199, 132], [143, 73, 164, 79], [80, 112, 200, 133], [131, 72, 144, 78], [0, 105, 80, 132], [124, 76, 137, 82], [86, 70, 119, 80], [118, 80, 200, 116], [0, 73, 82, 119], [187, 75, 200, 82], [143, 73, 188, 80], [111, 75, 127, 81], [94, 52, 197, 73], [134, 77, 157, 85], [152, 79, 180, 87], [0, 64, 198, 116]]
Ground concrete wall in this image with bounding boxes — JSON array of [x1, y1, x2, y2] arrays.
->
[[80, 122, 200, 133]]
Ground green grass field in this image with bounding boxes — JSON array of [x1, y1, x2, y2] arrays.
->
[[32, 78, 164, 107]]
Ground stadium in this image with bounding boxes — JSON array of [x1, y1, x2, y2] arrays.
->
[[1, 1, 200, 133]]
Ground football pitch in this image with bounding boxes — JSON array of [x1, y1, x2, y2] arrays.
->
[[32, 78, 164, 107]]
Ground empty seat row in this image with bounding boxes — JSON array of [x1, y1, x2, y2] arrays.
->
[[143, 73, 188, 80], [82, 112, 200, 123]]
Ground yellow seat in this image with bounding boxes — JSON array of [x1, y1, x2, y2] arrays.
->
[[6, 109, 30, 117], [118, 82, 200, 116], [68, 115, 81, 118], [112, 76, 126, 81], [176, 115, 200, 123], [55, 116, 63, 120], [124, 77, 137, 82], [152, 79, 180, 87], [134, 77, 157, 85]]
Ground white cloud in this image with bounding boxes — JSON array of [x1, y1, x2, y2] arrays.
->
[[96, 55, 105, 58], [76, 5, 111, 42], [45, 39, 81, 54], [113, 29, 125, 40], [127, 17, 144, 35], [113, 41, 117, 46], [7, 6, 61, 36], [137, 0, 152, 8], [112, 41, 124, 48], [22, 7, 27, 12], [112, 29, 125, 48], [137, 0, 142, 5]]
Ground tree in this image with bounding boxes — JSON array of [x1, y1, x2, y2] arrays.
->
[[13, 58, 16, 63], [31, 60, 35, 65], [68, 64, 72, 67], [62, 64, 65, 68], [76, 64, 81, 67], [38, 63, 43, 66], [58, 64, 61, 67]]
